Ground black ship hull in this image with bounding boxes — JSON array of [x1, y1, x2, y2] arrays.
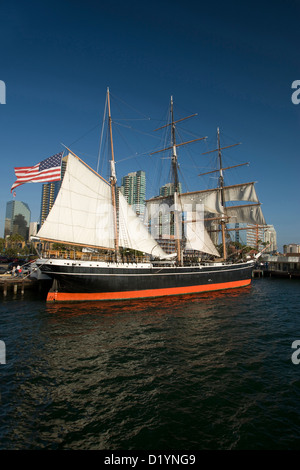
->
[[36, 258, 254, 302]]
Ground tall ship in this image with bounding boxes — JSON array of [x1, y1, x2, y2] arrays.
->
[[35, 89, 267, 302]]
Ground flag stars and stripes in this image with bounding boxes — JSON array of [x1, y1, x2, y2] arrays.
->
[[11, 152, 63, 192]]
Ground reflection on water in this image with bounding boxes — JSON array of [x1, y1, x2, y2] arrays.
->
[[45, 284, 252, 319], [1, 279, 300, 449]]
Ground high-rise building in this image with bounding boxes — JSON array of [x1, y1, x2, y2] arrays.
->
[[40, 181, 60, 226], [146, 182, 183, 253], [264, 225, 277, 252], [246, 224, 277, 252], [40, 156, 67, 226], [246, 224, 265, 250], [120, 170, 146, 218], [4, 200, 31, 240], [159, 182, 182, 197]]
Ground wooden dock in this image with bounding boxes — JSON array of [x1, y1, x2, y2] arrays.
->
[[0, 275, 39, 297], [252, 268, 300, 279], [252, 269, 264, 278]]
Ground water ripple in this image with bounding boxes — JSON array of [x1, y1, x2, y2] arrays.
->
[[0, 278, 300, 449]]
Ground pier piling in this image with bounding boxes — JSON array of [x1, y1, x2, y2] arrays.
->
[[1, 276, 39, 297], [252, 269, 263, 278]]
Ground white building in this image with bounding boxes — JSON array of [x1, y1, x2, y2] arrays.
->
[[283, 243, 300, 254]]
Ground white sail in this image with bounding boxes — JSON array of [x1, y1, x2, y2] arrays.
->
[[146, 178, 266, 255], [145, 197, 219, 257], [178, 182, 259, 215], [223, 182, 259, 204], [146, 192, 221, 218], [179, 190, 222, 214], [118, 192, 168, 258], [185, 214, 220, 257], [37, 153, 115, 249], [225, 204, 266, 226]]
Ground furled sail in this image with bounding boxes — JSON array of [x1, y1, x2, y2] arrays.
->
[[37, 153, 115, 249], [118, 192, 169, 258]]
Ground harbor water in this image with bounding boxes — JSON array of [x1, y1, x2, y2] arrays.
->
[[0, 277, 300, 450]]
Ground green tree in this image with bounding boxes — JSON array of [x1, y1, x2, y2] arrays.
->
[[0, 238, 5, 253], [52, 243, 67, 251], [5, 234, 25, 257]]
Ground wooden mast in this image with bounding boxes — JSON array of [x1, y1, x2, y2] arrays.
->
[[201, 133, 243, 260], [217, 127, 228, 260], [107, 87, 119, 261], [152, 98, 206, 264], [170, 96, 182, 265]]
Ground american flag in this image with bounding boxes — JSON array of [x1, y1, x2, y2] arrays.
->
[[11, 152, 63, 193]]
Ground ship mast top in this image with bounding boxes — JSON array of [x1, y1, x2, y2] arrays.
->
[[170, 96, 182, 264], [107, 87, 119, 260], [201, 128, 242, 260], [151, 97, 207, 265], [170, 96, 180, 193], [217, 127, 228, 260]]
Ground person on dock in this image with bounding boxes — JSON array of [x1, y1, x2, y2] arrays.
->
[[16, 265, 22, 277]]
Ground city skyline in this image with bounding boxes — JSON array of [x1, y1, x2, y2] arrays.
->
[[2, 164, 279, 255], [0, 1, 299, 251], [120, 170, 146, 218], [4, 200, 31, 240]]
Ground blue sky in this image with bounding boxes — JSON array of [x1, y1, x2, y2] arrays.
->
[[0, 0, 299, 250]]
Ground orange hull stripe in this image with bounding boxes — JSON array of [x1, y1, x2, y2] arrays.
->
[[46, 279, 252, 302]]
